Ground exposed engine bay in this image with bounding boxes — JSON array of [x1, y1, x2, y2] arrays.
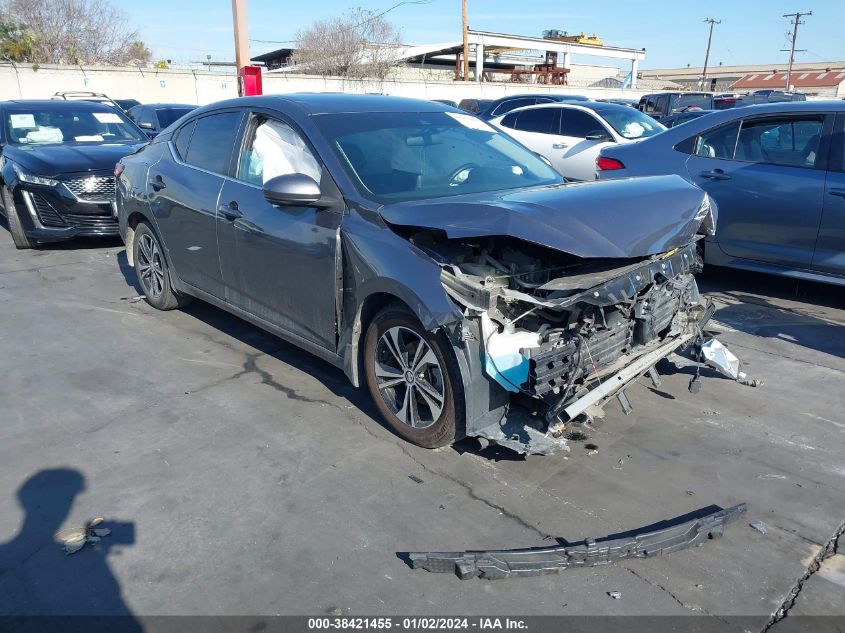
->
[[405, 229, 715, 452]]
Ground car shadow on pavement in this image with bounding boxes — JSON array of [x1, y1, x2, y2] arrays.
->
[[700, 268, 845, 361], [0, 469, 140, 628]]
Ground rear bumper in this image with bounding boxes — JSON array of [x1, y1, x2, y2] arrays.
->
[[408, 503, 747, 579]]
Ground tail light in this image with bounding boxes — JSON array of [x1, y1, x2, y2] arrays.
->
[[597, 156, 625, 171], [114, 163, 125, 178]]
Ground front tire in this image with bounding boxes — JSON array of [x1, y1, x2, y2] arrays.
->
[[132, 221, 191, 310], [364, 305, 464, 448], [3, 187, 36, 250]]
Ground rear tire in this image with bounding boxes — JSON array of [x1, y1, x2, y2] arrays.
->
[[364, 305, 464, 448], [3, 187, 36, 250], [132, 221, 191, 310]]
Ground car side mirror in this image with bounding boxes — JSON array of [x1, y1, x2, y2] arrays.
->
[[585, 132, 612, 142], [263, 173, 323, 207], [138, 121, 154, 129]]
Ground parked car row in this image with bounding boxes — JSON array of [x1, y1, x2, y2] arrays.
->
[[0, 93, 720, 454], [636, 89, 807, 124]]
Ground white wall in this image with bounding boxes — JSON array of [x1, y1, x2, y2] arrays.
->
[[0, 63, 647, 105]]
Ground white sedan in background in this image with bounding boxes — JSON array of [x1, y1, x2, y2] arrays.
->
[[490, 102, 666, 181]]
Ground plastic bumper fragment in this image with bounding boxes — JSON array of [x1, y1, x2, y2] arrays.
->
[[408, 503, 747, 579]]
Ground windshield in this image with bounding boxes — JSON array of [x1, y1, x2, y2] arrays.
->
[[599, 108, 666, 139], [155, 108, 194, 129], [313, 111, 564, 203], [4, 106, 148, 146]]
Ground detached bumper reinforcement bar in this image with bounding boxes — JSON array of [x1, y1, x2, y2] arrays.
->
[[408, 503, 747, 579]]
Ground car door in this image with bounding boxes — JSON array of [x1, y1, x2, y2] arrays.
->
[[554, 108, 616, 181], [148, 110, 243, 298], [497, 107, 561, 164], [684, 112, 830, 269], [216, 111, 342, 350], [812, 111, 845, 276]]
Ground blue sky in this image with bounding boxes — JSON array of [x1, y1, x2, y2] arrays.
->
[[125, 0, 843, 70]]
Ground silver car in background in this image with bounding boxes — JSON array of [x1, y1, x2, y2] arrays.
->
[[491, 102, 665, 181]]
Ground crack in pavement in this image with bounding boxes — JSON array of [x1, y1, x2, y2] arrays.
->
[[761, 516, 845, 632], [624, 566, 716, 616]]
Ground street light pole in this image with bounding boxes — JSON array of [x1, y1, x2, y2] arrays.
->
[[700, 18, 720, 90]]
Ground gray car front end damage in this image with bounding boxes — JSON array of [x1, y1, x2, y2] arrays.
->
[[346, 175, 737, 454]]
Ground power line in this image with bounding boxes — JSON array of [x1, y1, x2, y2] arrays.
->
[[248, 0, 435, 45], [782, 11, 812, 91]]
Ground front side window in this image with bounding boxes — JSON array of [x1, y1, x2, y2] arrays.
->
[[3, 106, 147, 145], [693, 122, 740, 159], [561, 110, 605, 138], [313, 111, 563, 203], [237, 116, 322, 186], [734, 115, 824, 168], [183, 111, 242, 175], [512, 108, 559, 134]]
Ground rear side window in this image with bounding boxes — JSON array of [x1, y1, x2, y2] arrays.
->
[[512, 108, 559, 134], [183, 112, 241, 175], [734, 115, 824, 168], [172, 119, 195, 160], [492, 98, 536, 116], [692, 122, 740, 159], [561, 110, 604, 138]]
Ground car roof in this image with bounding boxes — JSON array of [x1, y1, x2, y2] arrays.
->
[[491, 101, 634, 117], [190, 93, 456, 116], [0, 99, 126, 112], [145, 103, 196, 109]]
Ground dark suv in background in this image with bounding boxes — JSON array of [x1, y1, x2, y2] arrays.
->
[[0, 99, 148, 249], [638, 92, 714, 123]]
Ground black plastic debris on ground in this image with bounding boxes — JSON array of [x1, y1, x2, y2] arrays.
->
[[403, 503, 747, 580]]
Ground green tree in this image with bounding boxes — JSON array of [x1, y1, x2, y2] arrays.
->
[[0, 19, 37, 62]]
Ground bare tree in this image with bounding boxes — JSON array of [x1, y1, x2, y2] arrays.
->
[[0, 0, 150, 65], [292, 8, 402, 80]]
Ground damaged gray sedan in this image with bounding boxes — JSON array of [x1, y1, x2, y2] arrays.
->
[[116, 95, 718, 452]]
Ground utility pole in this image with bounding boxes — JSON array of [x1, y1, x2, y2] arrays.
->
[[461, 0, 469, 81], [700, 18, 720, 90], [782, 11, 811, 91]]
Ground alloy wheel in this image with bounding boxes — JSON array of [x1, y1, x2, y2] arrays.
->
[[374, 326, 446, 429], [137, 233, 165, 300]]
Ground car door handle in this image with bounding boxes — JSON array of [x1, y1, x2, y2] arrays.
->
[[699, 169, 731, 181], [552, 143, 569, 149], [218, 201, 243, 221], [829, 188, 845, 198], [148, 175, 166, 191]]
